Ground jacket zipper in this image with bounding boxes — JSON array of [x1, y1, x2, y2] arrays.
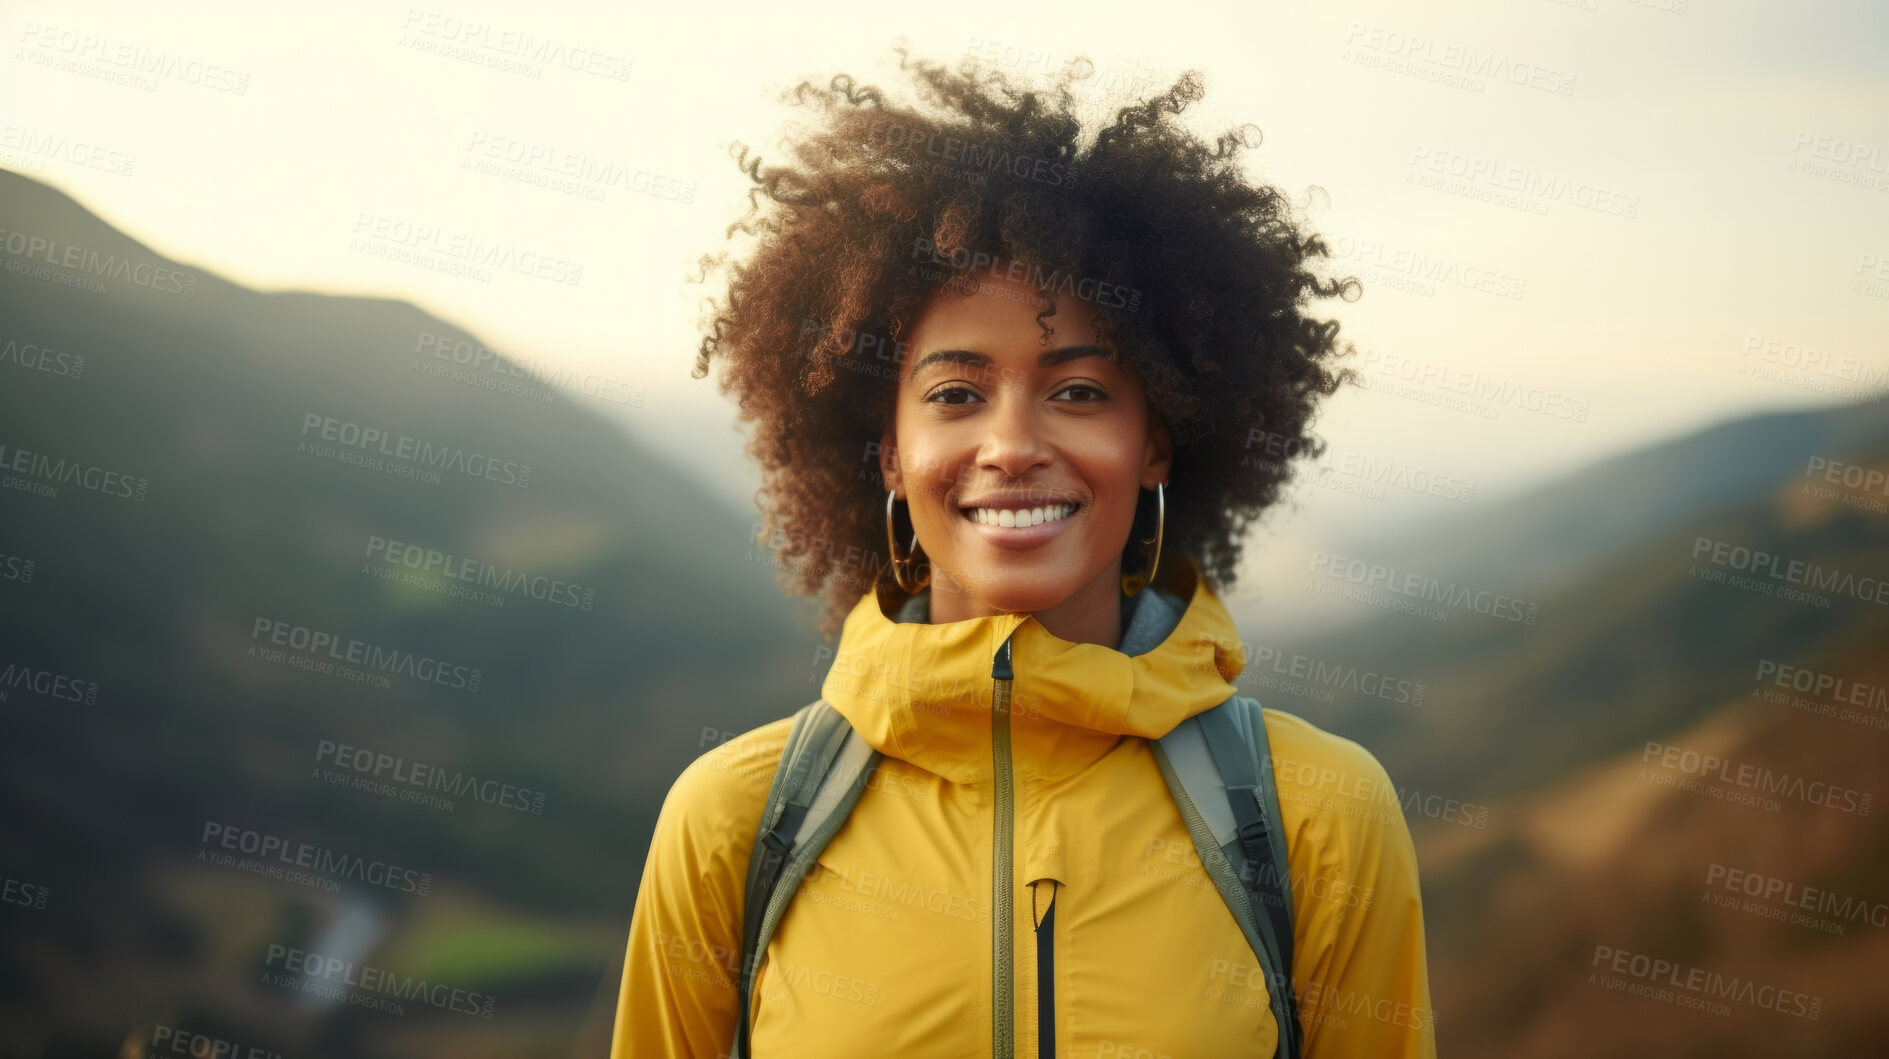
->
[[992, 637, 1015, 1059]]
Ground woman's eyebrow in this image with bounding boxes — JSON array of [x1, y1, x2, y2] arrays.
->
[[907, 344, 1111, 382]]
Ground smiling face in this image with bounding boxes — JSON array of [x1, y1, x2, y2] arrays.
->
[[880, 267, 1172, 633]]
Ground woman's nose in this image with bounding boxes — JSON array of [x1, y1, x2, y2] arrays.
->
[[975, 393, 1055, 478]]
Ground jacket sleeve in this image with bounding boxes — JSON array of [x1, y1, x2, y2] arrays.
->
[[611, 738, 777, 1059], [1287, 737, 1439, 1059]]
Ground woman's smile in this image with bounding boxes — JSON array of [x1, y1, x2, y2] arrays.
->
[[958, 496, 1088, 549]]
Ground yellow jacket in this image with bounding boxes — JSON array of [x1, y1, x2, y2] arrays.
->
[[613, 553, 1436, 1057]]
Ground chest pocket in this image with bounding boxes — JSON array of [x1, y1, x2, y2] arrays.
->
[[1017, 755, 1281, 1058]]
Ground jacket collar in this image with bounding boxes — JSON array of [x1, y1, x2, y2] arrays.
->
[[820, 553, 1248, 785]]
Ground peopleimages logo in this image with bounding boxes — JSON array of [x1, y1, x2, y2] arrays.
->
[[14, 20, 251, 94], [1220, 638, 1426, 707], [0, 227, 199, 296], [1798, 455, 1889, 514], [0, 549, 37, 584], [200, 821, 432, 896], [1270, 753, 1491, 830], [1753, 660, 1886, 712], [1406, 146, 1639, 218], [248, 617, 483, 692], [1750, 659, 1889, 732], [0, 659, 101, 705], [0, 439, 149, 502], [1142, 835, 1376, 911], [1353, 346, 1591, 423], [149, 1023, 283, 1059], [1341, 22, 1577, 96], [298, 412, 532, 488], [1323, 236, 1527, 300], [908, 239, 1141, 311], [397, 8, 632, 83], [866, 119, 1079, 190], [1705, 863, 1889, 932], [348, 213, 584, 287], [1690, 536, 1889, 607], [0, 334, 87, 380], [0, 123, 137, 177], [461, 131, 694, 204], [1591, 944, 1822, 1020], [1308, 551, 1540, 625], [364, 534, 595, 611], [263, 943, 495, 1018], [413, 329, 646, 406], [316, 739, 546, 815], [2, 875, 49, 910], [1642, 740, 1872, 815]]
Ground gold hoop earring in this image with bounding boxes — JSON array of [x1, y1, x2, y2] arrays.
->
[[885, 489, 931, 593], [1122, 481, 1166, 597]]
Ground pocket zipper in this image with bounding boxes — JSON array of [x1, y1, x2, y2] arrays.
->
[[1033, 878, 1059, 1059]]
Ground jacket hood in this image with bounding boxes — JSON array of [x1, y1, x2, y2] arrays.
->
[[820, 552, 1249, 785]]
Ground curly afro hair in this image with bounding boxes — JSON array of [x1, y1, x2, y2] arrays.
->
[[691, 43, 1361, 640]]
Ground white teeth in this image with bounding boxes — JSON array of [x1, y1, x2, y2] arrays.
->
[[966, 503, 1076, 527]]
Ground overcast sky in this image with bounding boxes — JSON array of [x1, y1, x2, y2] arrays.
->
[[7, 0, 1886, 636]]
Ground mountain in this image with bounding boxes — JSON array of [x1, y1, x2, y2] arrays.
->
[[1353, 399, 1889, 603], [0, 169, 816, 1056], [1260, 401, 1889, 804], [1419, 555, 1889, 1054], [1259, 421, 1889, 1056]]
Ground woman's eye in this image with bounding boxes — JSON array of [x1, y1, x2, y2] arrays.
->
[[926, 385, 982, 405], [924, 383, 1106, 404]]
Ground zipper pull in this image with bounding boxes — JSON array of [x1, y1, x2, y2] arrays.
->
[[993, 635, 1013, 680]]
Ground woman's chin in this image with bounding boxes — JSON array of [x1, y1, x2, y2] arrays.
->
[[932, 558, 1096, 616]]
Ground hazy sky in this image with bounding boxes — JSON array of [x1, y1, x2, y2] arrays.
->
[[7, 0, 1886, 635]]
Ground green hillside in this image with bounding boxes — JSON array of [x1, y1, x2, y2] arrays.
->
[[0, 170, 816, 1057]]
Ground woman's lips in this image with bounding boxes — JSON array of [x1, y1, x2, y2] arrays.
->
[[957, 502, 1083, 550]]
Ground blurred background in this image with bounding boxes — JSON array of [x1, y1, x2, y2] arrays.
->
[[1, 0, 1885, 1055]]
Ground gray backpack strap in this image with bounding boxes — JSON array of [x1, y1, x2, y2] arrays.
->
[[1152, 696, 1302, 1059], [732, 699, 881, 1059]]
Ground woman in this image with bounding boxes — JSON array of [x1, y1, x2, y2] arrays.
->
[[613, 45, 1435, 1058]]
